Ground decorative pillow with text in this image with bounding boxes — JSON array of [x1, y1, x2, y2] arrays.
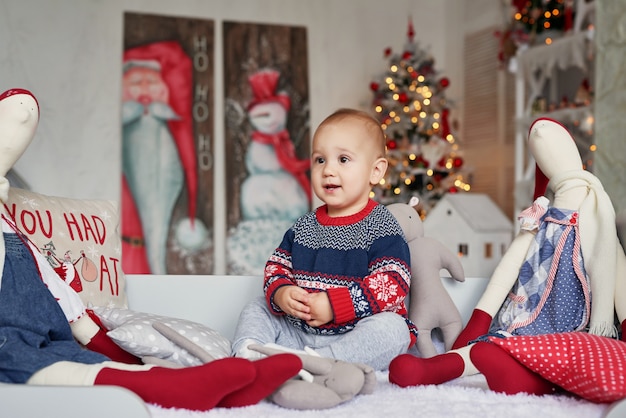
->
[[5, 187, 127, 308]]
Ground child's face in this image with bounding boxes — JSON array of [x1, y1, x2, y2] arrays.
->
[[311, 119, 386, 217]]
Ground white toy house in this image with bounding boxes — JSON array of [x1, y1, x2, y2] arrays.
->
[[423, 193, 513, 279]]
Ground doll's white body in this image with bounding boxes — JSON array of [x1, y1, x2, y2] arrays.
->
[[444, 118, 626, 376]]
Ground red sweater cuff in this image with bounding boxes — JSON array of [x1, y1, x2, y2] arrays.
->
[[266, 279, 293, 314], [326, 287, 355, 324]]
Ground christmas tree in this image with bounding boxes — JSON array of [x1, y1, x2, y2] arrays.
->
[[369, 20, 470, 216]]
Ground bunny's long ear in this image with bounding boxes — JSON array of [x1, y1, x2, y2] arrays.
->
[[409, 196, 419, 207]]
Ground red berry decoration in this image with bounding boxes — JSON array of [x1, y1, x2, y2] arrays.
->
[[415, 155, 428, 168], [440, 107, 451, 138], [448, 187, 458, 193], [370, 82, 379, 92], [386, 139, 397, 150], [398, 92, 409, 104], [453, 157, 464, 168], [439, 77, 450, 88], [402, 51, 412, 60], [384, 47, 392, 57]]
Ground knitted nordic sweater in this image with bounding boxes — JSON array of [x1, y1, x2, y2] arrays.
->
[[264, 199, 417, 344]]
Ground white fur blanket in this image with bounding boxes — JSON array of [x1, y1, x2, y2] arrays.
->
[[147, 372, 609, 418]]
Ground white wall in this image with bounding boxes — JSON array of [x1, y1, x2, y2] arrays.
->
[[0, 0, 493, 272], [0, 0, 459, 199]]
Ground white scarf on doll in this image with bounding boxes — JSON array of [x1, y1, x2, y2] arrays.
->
[[546, 169, 618, 337]]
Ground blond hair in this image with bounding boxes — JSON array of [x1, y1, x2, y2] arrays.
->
[[316, 108, 386, 158]]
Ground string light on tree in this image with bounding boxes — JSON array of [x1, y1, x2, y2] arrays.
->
[[512, 0, 572, 45], [369, 19, 471, 216]]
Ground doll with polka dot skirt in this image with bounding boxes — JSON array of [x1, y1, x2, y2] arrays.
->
[[472, 331, 626, 403], [389, 118, 626, 396], [0, 88, 301, 411]]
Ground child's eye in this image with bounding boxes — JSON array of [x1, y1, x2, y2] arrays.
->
[[314, 156, 325, 164], [339, 156, 349, 163]]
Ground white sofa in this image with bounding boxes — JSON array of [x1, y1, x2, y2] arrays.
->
[[3, 274, 626, 418], [0, 273, 491, 417]]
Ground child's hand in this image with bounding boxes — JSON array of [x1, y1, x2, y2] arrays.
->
[[306, 292, 333, 327], [274, 285, 311, 321]]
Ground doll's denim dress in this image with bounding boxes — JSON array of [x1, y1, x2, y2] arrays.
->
[[0, 233, 107, 383]]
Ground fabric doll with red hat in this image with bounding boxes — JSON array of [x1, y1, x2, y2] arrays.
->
[[121, 41, 208, 275], [0, 88, 301, 411], [389, 118, 626, 403]]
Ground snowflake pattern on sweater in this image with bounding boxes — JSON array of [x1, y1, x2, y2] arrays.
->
[[264, 199, 417, 342]]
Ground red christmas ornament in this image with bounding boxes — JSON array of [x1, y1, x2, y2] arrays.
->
[[439, 77, 450, 88], [440, 107, 451, 138], [402, 51, 412, 60], [420, 64, 433, 75], [407, 18, 415, 43], [370, 82, 379, 92], [415, 155, 428, 168], [384, 47, 392, 57], [398, 92, 409, 104], [437, 157, 446, 167], [512, 0, 527, 13], [386, 139, 397, 150], [410, 71, 418, 79], [564, 3, 573, 32], [448, 187, 459, 193], [452, 157, 464, 168]]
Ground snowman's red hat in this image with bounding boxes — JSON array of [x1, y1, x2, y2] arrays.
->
[[247, 69, 291, 112]]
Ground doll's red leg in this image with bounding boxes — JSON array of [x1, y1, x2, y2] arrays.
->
[[85, 329, 143, 364], [470, 342, 558, 396], [452, 309, 492, 349], [95, 354, 300, 411], [389, 352, 464, 387], [83, 309, 142, 364], [217, 353, 302, 407]]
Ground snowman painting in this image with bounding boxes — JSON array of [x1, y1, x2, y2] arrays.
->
[[227, 69, 311, 274]]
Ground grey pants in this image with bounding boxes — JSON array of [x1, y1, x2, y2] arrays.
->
[[231, 296, 410, 371]]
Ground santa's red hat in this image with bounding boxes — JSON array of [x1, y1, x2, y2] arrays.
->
[[123, 41, 198, 223]]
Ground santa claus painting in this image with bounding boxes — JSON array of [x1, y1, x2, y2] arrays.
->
[[121, 41, 207, 274]]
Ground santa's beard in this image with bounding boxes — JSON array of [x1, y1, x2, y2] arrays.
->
[[122, 104, 184, 275], [122, 100, 180, 124]]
